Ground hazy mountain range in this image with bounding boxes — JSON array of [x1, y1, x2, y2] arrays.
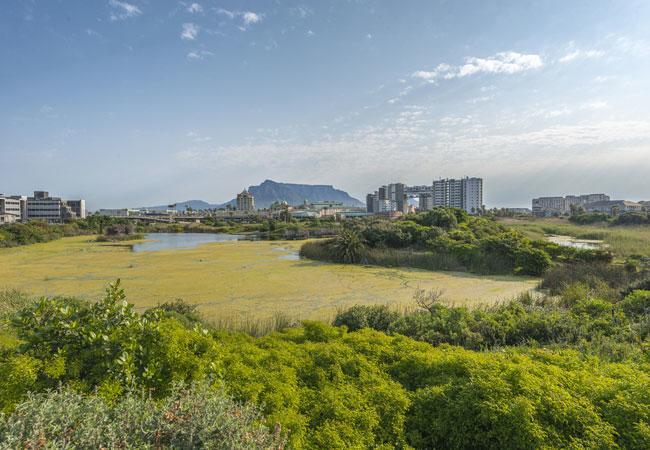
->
[[143, 180, 363, 210]]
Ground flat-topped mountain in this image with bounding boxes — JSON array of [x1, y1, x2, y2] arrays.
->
[[143, 180, 363, 211]]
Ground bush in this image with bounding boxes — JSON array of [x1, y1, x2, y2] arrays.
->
[[620, 290, 650, 317], [0, 382, 285, 449]]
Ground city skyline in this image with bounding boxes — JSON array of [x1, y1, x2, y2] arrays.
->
[[2, 1, 650, 209]]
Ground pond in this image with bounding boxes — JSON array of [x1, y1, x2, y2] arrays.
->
[[132, 233, 242, 252], [546, 235, 605, 250]]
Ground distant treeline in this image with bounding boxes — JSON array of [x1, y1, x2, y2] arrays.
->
[[0, 215, 340, 248], [300, 208, 612, 276]]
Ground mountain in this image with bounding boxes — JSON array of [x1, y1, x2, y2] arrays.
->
[[221, 180, 364, 209], [142, 180, 363, 211]]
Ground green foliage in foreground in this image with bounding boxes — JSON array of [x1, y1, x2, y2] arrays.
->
[[1, 282, 650, 448], [0, 382, 284, 449]]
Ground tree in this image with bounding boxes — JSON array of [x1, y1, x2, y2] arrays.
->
[[333, 228, 366, 263]]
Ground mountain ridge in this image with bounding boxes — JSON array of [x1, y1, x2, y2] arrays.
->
[[142, 180, 363, 210]]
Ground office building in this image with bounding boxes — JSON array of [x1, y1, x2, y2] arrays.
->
[[0, 191, 86, 224], [0, 196, 22, 224], [236, 190, 255, 211]]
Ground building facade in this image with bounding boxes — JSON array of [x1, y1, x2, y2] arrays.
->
[[236, 190, 255, 211], [532, 193, 612, 217], [0, 196, 22, 224], [0, 191, 86, 224], [585, 200, 644, 215]]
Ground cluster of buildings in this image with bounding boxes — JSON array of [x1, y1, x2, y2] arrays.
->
[[366, 177, 484, 216], [0, 191, 86, 224], [532, 193, 647, 217]]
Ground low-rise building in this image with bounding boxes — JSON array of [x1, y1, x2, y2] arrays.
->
[[585, 200, 644, 215], [532, 197, 567, 217], [0, 196, 22, 224], [97, 208, 142, 217]]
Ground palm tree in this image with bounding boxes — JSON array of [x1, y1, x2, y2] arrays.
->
[[333, 228, 366, 263]]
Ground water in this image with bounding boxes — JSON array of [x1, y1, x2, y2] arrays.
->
[[546, 235, 604, 250], [132, 233, 241, 252]]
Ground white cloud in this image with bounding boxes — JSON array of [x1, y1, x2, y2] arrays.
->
[[306, 30, 315, 37], [216, 9, 263, 29], [559, 49, 605, 63], [186, 50, 213, 61], [108, 0, 141, 21], [187, 3, 203, 14], [366, 34, 373, 40], [593, 76, 610, 83], [412, 52, 542, 83], [242, 11, 262, 25], [40, 105, 54, 114], [181, 23, 200, 40]]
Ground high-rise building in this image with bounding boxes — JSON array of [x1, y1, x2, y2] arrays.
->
[[431, 177, 483, 214], [236, 190, 255, 211], [462, 177, 483, 214], [366, 193, 378, 213], [419, 193, 433, 211], [378, 186, 387, 201]]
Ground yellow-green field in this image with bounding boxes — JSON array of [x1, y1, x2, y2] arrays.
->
[[498, 217, 650, 258], [0, 236, 537, 321]]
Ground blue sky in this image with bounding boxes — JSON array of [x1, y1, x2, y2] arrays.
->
[[2, 0, 650, 209]]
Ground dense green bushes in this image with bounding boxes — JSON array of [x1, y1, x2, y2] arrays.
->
[[301, 208, 555, 276], [1, 281, 650, 448]]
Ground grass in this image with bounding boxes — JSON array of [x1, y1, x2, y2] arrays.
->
[[0, 236, 538, 321], [498, 217, 650, 258]]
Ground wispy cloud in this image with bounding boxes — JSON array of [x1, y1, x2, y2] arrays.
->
[[559, 49, 605, 63], [108, 0, 141, 22], [181, 23, 200, 40], [290, 5, 313, 19], [186, 3, 203, 14], [216, 9, 263, 30], [186, 50, 213, 61], [413, 52, 543, 82]]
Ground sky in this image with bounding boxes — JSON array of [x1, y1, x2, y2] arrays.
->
[[2, 0, 650, 209]]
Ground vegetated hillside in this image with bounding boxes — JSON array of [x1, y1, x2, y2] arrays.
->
[[220, 179, 364, 208]]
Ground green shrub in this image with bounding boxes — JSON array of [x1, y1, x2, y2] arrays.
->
[[0, 382, 285, 449]]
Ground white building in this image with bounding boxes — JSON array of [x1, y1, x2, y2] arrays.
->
[[97, 208, 141, 217], [431, 177, 483, 214], [462, 177, 483, 214], [0, 196, 22, 224]]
